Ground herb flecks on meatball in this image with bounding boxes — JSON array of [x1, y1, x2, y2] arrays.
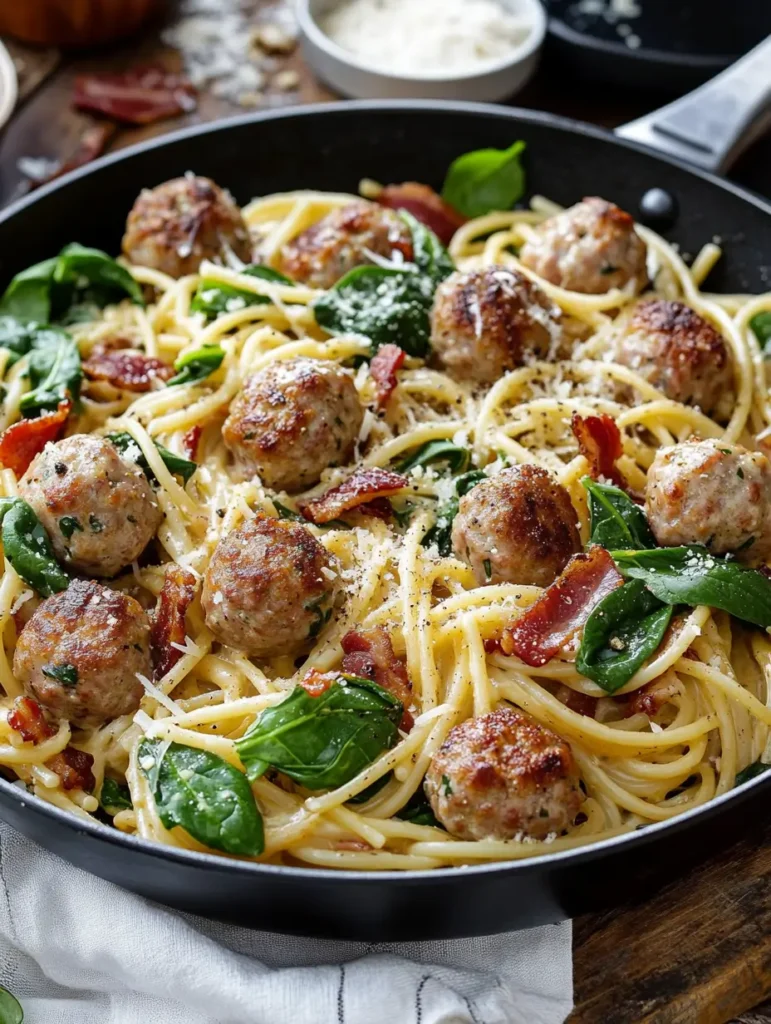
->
[[19, 434, 162, 579], [122, 175, 251, 279], [646, 438, 771, 563], [13, 580, 150, 727], [424, 706, 583, 841], [222, 357, 363, 492], [202, 515, 341, 659], [279, 200, 413, 289], [451, 465, 581, 588], [430, 266, 563, 384], [520, 196, 647, 295]]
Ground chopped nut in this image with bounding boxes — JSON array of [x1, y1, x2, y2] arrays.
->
[[253, 23, 297, 54], [273, 69, 300, 92]]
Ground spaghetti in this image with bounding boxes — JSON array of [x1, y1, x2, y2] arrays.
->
[[0, 180, 770, 872]]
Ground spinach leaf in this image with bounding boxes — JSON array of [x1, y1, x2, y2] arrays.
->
[[0, 497, 69, 597], [0, 985, 23, 1024], [313, 264, 434, 357], [42, 662, 78, 686], [396, 788, 441, 828], [0, 316, 43, 367], [346, 771, 391, 804], [190, 265, 292, 320], [750, 311, 771, 355], [612, 546, 771, 628], [273, 500, 305, 522], [139, 738, 264, 856], [0, 245, 142, 325], [100, 777, 133, 814], [583, 477, 656, 551], [0, 257, 58, 323], [19, 328, 82, 417], [167, 344, 224, 387], [441, 141, 526, 219], [399, 211, 454, 285], [235, 674, 402, 790], [107, 431, 197, 483], [396, 439, 471, 475], [455, 469, 487, 496], [735, 760, 771, 786], [422, 496, 459, 556], [576, 579, 673, 692]]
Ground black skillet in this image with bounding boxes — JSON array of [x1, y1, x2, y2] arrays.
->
[[0, 44, 770, 941]]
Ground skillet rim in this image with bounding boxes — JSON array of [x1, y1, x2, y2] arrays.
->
[[0, 97, 769, 885]]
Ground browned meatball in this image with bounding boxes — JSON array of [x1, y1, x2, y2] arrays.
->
[[520, 197, 647, 295], [13, 580, 150, 727], [222, 357, 363, 492], [278, 200, 414, 289], [451, 466, 581, 587], [430, 266, 563, 384], [646, 438, 771, 563], [19, 435, 162, 578], [122, 175, 251, 279], [613, 299, 734, 418], [202, 515, 340, 658], [424, 707, 583, 841]]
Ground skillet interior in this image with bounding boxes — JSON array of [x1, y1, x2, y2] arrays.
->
[[0, 101, 769, 940]]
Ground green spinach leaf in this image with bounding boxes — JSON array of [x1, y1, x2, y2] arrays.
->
[[0, 497, 69, 597], [107, 431, 197, 483], [399, 211, 454, 285], [735, 760, 771, 786], [396, 439, 471, 475], [576, 579, 673, 692], [396, 788, 442, 828], [422, 497, 458, 556], [190, 265, 292, 320], [235, 675, 402, 790], [139, 738, 264, 856], [583, 477, 656, 551], [19, 328, 82, 417], [441, 141, 526, 219], [0, 316, 44, 367], [612, 546, 771, 628], [346, 772, 391, 804], [0, 257, 58, 323], [167, 344, 224, 387], [750, 311, 771, 356], [0, 985, 23, 1024], [100, 777, 134, 814], [42, 662, 78, 686]]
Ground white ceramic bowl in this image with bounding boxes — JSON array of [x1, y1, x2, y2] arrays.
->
[[296, 0, 546, 102], [0, 41, 17, 132]]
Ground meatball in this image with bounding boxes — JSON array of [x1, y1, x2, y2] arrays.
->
[[202, 515, 340, 659], [451, 466, 581, 588], [430, 266, 563, 384], [122, 175, 251, 279], [646, 438, 771, 562], [278, 200, 414, 289], [519, 196, 647, 295], [19, 435, 162, 578], [613, 299, 733, 418], [13, 580, 150, 727], [424, 707, 583, 841], [222, 357, 363, 491]]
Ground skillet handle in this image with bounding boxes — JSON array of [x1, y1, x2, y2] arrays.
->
[[615, 36, 771, 174]]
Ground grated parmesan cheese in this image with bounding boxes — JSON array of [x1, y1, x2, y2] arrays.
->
[[319, 0, 534, 77]]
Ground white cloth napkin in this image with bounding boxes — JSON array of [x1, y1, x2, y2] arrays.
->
[[0, 822, 572, 1024]]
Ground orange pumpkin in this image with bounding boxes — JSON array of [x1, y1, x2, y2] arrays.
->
[[0, 0, 164, 48]]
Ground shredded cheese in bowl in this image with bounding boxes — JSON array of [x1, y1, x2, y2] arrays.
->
[[319, 0, 534, 76]]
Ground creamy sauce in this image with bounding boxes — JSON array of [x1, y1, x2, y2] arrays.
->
[[319, 0, 534, 76]]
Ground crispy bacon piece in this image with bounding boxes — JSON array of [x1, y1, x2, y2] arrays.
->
[[500, 546, 623, 668], [342, 626, 414, 730], [377, 182, 467, 246], [301, 467, 407, 525], [150, 564, 198, 680], [182, 425, 202, 461], [8, 696, 55, 744], [369, 344, 406, 409], [571, 412, 627, 490], [0, 400, 70, 478], [84, 345, 174, 392], [73, 68, 197, 125], [623, 676, 681, 718], [299, 668, 337, 697], [355, 497, 393, 521], [47, 747, 95, 792], [554, 684, 599, 719], [28, 123, 117, 189]]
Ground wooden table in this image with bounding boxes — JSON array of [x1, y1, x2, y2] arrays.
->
[[1, 7, 770, 1021]]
